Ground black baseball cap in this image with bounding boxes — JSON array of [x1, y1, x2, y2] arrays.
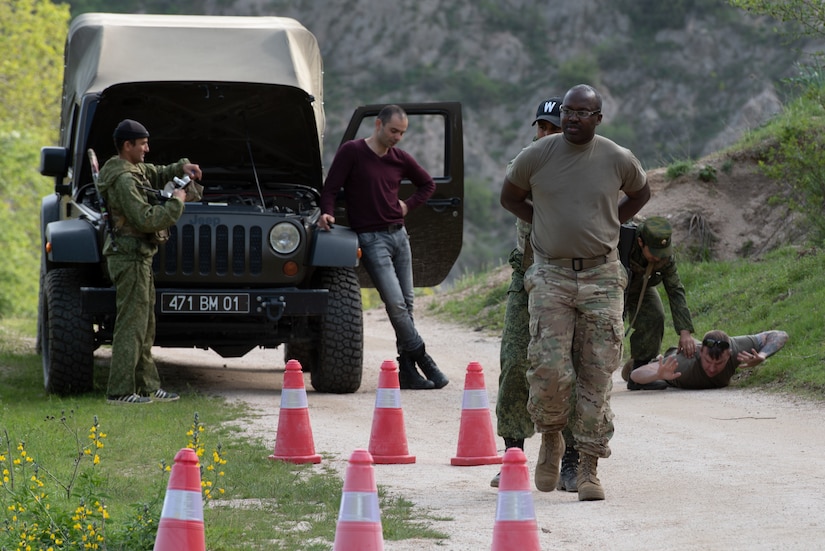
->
[[532, 97, 562, 127]]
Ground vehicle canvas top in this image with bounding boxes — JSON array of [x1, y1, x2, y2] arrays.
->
[[64, 13, 325, 189]]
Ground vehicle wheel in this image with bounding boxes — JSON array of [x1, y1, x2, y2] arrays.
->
[[41, 268, 95, 394], [308, 267, 363, 393], [283, 338, 314, 372]]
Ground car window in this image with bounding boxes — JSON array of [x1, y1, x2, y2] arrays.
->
[[351, 114, 448, 179]]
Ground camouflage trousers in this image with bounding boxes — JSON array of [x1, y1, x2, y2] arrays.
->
[[624, 283, 665, 363], [106, 253, 161, 397], [496, 249, 535, 440], [524, 260, 626, 458]]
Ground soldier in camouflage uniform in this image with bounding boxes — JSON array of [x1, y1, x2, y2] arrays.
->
[[622, 216, 696, 390], [501, 85, 651, 501], [492, 97, 568, 488], [98, 119, 202, 405]]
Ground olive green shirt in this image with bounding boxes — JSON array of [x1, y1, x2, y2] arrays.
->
[[626, 230, 695, 335], [97, 157, 187, 257]]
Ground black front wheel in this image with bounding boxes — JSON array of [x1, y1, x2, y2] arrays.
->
[[40, 268, 95, 394], [285, 267, 363, 393]]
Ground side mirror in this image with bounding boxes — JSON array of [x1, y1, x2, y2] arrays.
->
[[40, 146, 70, 177], [39, 146, 71, 195]]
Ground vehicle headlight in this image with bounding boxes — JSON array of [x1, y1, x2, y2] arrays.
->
[[269, 222, 300, 254]]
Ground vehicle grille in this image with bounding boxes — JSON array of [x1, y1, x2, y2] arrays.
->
[[155, 223, 264, 278]]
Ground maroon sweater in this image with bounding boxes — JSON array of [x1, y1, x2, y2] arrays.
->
[[320, 139, 435, 233]]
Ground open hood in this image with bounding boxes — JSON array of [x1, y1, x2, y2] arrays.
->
[[85, 81, 323, 190], [62, 13, 326, 190]]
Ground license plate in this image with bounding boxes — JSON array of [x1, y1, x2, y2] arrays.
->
[[161, 293, 250, 314]]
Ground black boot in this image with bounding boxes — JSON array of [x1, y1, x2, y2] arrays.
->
[[627, 358, 669, 390], [409, 343, 449, 388], [397, 352, 434, 390], [491, 438, 525, 487], [556, 444, 579, 492]]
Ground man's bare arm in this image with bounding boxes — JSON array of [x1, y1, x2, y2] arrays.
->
[[755, 330, 789, 358], [500, 179, 532, 224], [618, 182, 651, 223], [630, 355, 682, 384], [737, 330, 789, 367]]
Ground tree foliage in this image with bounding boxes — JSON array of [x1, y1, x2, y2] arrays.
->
[[0, 0, 71, 317], [729, 0, 825, 40], [0, 0, 69, 139]]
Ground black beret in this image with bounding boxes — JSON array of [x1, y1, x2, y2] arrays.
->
[[113, 119, 150, 140]]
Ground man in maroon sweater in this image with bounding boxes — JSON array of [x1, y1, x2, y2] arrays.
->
[[318, 104, 448, 390]]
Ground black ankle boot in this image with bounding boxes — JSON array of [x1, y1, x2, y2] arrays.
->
[[557, 444, 579, 492], [397, 352, 434, 390], [627, 358, 669, 390], [491, 437, 526, 487], [410, 343, 449, 388]]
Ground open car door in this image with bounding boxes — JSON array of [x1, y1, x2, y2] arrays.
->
[[335, 102, 464, 287]]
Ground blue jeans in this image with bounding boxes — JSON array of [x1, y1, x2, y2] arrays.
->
[[358, 228, 423, 354]]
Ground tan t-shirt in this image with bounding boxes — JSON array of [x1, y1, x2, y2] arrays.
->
[[506, 134, 646, 259]]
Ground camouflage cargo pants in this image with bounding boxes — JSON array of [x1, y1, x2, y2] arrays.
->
[[524, 260, 626, 458], [106, 253, 161, 397], [496, 249, 535, 440], [624, 283, 665, 363]]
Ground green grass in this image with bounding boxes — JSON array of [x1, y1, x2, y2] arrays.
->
[[427, 245, 825, 399], [424, 269, 510, 334], [0, 329, 447, 550]]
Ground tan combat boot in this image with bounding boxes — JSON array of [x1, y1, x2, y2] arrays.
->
[[577, 453, 605, 501], [534, 432, 563, 491]]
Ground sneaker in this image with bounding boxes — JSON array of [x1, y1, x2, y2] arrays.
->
[[146, 389, 180, 402], [107, 393, 152, 405], [490, 471, 501, 488]]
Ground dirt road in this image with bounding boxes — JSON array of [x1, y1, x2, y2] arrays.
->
[[154, 307, 825, 550]]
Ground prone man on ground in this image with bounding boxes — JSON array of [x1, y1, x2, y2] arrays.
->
[[629, 329, 789, 389]]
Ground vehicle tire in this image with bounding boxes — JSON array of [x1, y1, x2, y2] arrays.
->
[[283, 338, 314, 372], [40, 268, 95, 394], [307, 267, 363, 393]]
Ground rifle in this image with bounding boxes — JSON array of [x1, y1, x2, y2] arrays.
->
[[87, 149, 118, 252]]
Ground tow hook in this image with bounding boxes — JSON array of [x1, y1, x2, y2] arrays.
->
[[257, 295, 286, 321]]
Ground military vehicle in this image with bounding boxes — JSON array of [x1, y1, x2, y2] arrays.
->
[[38, 13, 463, 395]]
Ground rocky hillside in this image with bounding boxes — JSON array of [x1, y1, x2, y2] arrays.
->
[[82, 0, 816, 273], [200, 0, 811, 271]]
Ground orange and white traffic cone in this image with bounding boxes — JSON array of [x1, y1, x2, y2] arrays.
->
[[491, 447, 541, 551], [333, 449, 384, 551], [269, 359, 322, 464], [153, 448, 205, 551], [451, 361, 503, 466], [368, 359, 415, 464]]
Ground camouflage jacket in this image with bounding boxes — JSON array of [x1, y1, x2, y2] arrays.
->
[[626, 231, 695, 335], [97, 157, 187, 256]]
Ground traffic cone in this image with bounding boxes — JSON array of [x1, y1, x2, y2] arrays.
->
[[333, 449, 384, 551], [153, 448, 205, 551], [451, 361, 503, 466], [491, 447, 541, 551], [269, 359, 322, 464], [368, 359, 415, 464]]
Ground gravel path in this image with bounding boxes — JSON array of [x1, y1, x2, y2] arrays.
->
[[152, 307, 825, 550]]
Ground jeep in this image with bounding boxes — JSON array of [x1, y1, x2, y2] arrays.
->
[[38, 13, 464, 395]]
